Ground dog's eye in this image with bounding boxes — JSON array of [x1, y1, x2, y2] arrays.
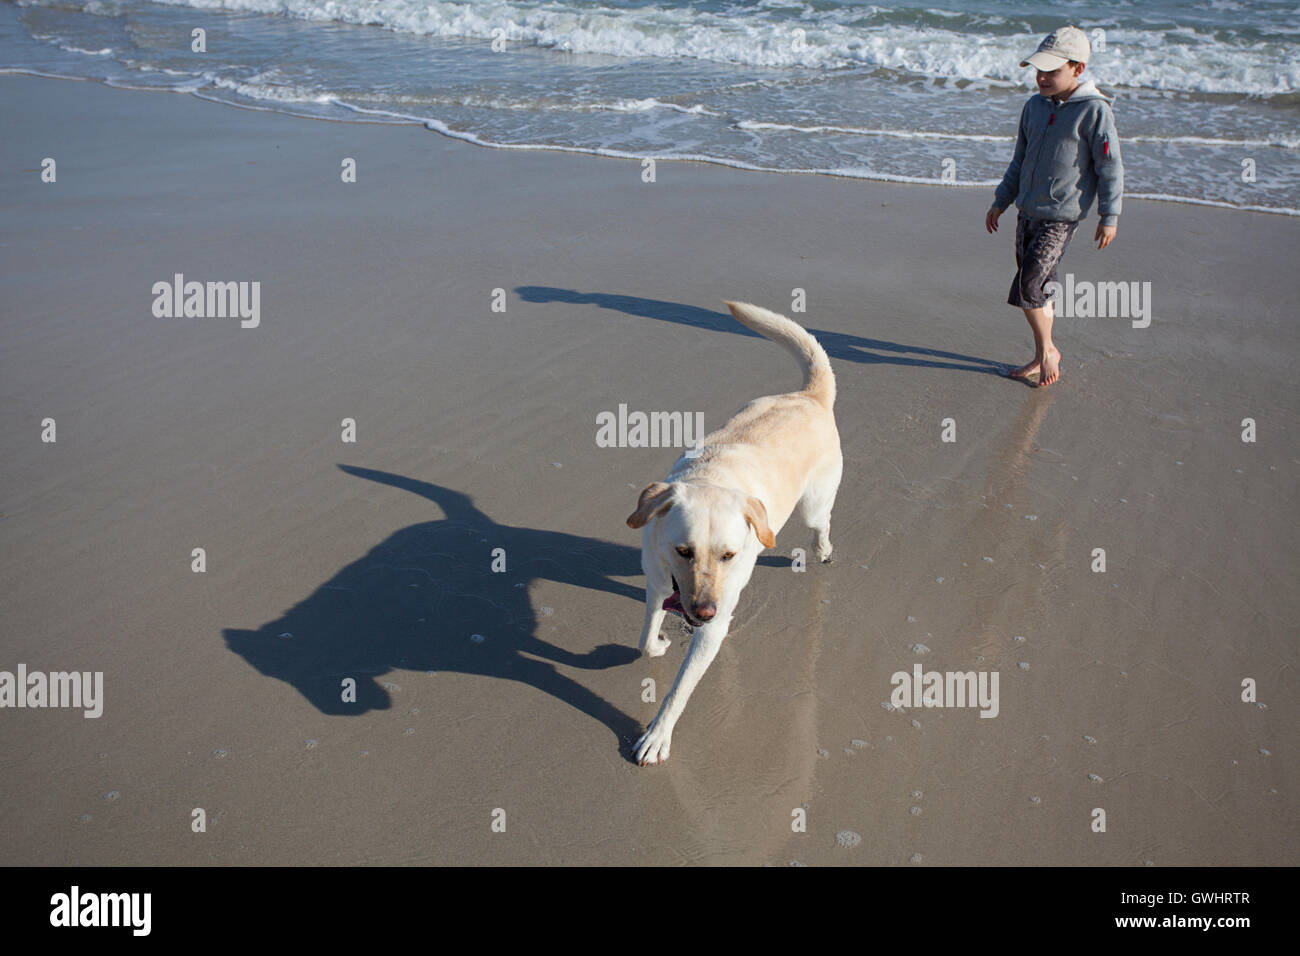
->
[[721, 551, 736, 562], [675, 546, 693, 559]]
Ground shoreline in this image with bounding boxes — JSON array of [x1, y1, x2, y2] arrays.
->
[[5, 66, 1296, 218]]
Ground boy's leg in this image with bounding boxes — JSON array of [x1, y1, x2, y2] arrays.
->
[[1007, 215, 1040, 378], [1016, 301, 1059, 385], [1007, 216, 1077, 386], [1029, 302, 1061, 386]]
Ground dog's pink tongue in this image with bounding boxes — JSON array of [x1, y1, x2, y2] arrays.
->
[[662, 591, 685, 616]]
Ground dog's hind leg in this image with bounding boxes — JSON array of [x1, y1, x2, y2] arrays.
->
[[799, 452, 843, 563]]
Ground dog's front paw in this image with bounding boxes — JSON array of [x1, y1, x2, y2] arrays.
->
[[813, 527, 834, 563], [640, 631, 672, 658], [633, 720, 673, 765]]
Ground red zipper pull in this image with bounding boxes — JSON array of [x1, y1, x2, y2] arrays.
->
[[1049, 113, 1055, 125]]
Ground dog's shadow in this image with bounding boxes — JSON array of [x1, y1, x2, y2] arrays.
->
[[224, 466, 786, 759], [515, 287, 1009, 376]]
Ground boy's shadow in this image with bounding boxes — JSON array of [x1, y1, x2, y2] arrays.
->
[[515, 287, 1009, 376], [224, 466, 785, 758]]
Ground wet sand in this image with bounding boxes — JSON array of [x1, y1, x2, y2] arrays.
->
[[0, 74, 1295, 865]]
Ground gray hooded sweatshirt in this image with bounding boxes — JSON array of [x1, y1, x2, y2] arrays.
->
[[993, 80, 1124, 226]]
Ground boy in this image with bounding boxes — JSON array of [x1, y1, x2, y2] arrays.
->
[[986, 26, 1123, 387]]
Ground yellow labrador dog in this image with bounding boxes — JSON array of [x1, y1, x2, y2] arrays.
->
[[626, 301, 841, 765]]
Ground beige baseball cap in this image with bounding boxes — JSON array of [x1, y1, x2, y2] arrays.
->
[[1021, 26, 1090, 69]]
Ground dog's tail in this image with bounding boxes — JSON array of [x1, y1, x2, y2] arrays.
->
[[723, 300, 836, 409]]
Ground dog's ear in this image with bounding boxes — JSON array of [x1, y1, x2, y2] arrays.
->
[[626, 481, 675, 529], [744, 496, 776, 549]]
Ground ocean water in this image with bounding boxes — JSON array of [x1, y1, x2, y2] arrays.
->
[[2, 0, 1297, 213]]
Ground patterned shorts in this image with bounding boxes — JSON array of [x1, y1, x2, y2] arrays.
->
[[1008, 213, 1079, 309]]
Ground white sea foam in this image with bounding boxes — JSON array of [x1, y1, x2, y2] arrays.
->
[[739, 120, 1299, 151], [210, 73, 337, 105], [1126, 191, 1300, 216], [1128, 133, 1300, 150], [737, 119, 1012, 143], [140, 0, 1298, 95], [57, 44, 113, 56]]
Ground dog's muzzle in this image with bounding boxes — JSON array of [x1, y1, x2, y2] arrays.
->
[[662, 575, 703, 628]]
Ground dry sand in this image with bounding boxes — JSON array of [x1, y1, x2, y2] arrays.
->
[[0, 74, 1295, 865]]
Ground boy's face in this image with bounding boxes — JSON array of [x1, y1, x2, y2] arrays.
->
[[1036, 61, 1085, 99]]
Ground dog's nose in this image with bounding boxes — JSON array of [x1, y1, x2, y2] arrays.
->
[[691, 602, 716, 621]]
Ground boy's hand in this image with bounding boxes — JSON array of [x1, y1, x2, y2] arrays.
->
[[1095, 223, 1117, 249], [985, 206, 1004, 233]]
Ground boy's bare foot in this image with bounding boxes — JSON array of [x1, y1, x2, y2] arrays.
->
[[1038, 347, 1061, 387], [1009, 358, 1041, 380]]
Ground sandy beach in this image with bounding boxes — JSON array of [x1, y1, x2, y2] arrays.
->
[[0, 73, 1295, 866]]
